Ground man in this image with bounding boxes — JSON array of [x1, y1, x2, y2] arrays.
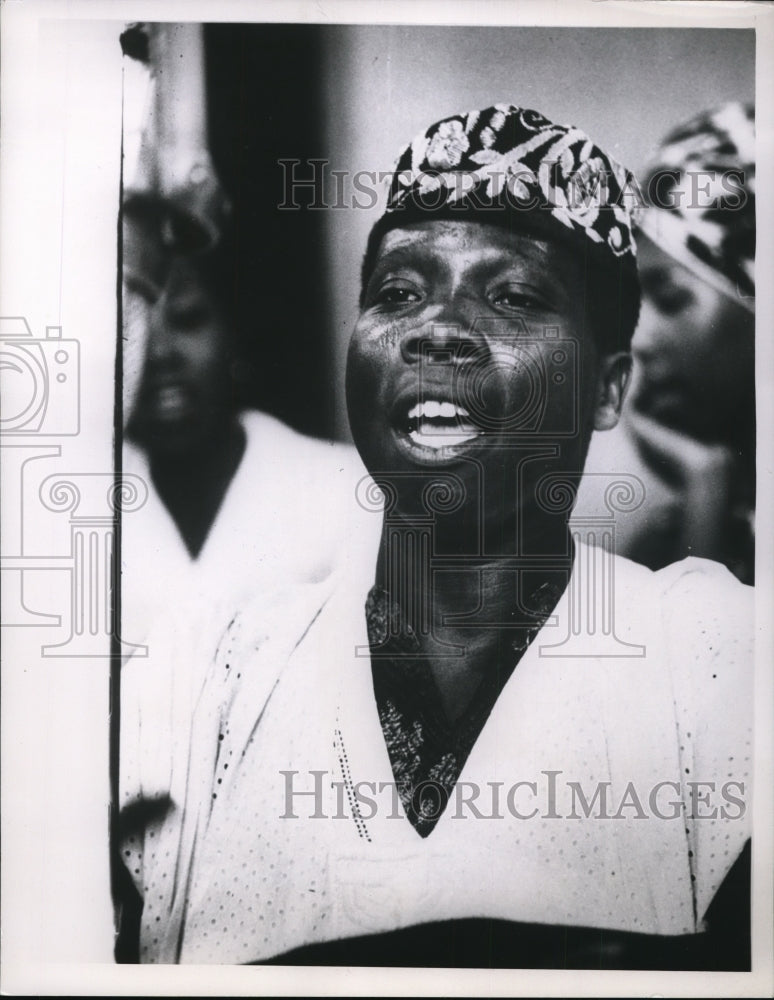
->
[[120, 104, 752, 969], [117, 232, 365, 959], [121, 244, 361, 645], [125, 247, 245, 558]]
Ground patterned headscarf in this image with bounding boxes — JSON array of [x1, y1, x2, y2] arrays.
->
[[639, 103, 755, 311], [361, 103, 642, 346]]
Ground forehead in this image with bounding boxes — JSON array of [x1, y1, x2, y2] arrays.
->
[[372, 219, 581, 278], [636, 232, 732, 309], [635, 232, 686, 276]]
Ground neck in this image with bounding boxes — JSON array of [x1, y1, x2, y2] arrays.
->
[[374, 505, 573, 651], [371, 507, 571, 723], [149, 418, 246, 557]]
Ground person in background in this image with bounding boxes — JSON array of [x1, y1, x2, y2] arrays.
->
[[121, 236, 362, 645], [116, 18, 365, 960], [117, 228, 364, 959], [575, 103, 755, 584], [126, 245, 245, 559]]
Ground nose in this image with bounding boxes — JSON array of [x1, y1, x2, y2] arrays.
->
[[145, 300, 181, 367], [399, 296, 485, 365]]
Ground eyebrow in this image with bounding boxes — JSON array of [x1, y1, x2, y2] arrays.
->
[[370, 243, 433, 272], [372, 241, 555, 274], [639, 265, 687, 289], [167, 292, 211, 310]]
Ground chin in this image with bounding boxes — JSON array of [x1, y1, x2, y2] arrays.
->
[[135, 420, 204, 461]]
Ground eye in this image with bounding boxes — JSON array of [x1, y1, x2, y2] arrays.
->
[[123, 271, 160, 304], [650, 283, 696, 316], [489, 285, 546, 312], [640, 268, 697, 316], [169, 305, 211, 331], [368, 280, 422, 310]]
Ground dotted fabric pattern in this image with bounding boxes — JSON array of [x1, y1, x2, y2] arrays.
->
[[658, 557, 753, 925], [120, 576, 342, 963], [119, 543, 753, 963]]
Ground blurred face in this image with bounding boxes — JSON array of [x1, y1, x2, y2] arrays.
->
[[347, 220, 628, 528], [630, 232, 754, 442], [127, 259, 233, 456]]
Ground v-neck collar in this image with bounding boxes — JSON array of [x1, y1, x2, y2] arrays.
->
[[365, 576, 567, 837]]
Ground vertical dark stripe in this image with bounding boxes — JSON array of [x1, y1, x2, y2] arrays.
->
[[110, 49, 127, 957], [204, 24, 331, 438]]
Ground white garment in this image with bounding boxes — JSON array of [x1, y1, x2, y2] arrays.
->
[[121, 409, 364, 651], [120, 495, 753, 964]]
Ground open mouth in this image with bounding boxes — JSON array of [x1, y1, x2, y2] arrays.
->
[[404, 399, 483, 450], [144, 382, 195, 420]]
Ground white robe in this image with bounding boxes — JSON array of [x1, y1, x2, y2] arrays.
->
[[120, 493, 753, 965], [120, 409, 364, 651]]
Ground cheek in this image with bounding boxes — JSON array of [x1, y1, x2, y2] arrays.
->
[[633, 300, 681, 353], [183, 343, 231, 404], [345, 332, 388, 432], [184, 332, 220, 366], [637, 289, 726, 361]]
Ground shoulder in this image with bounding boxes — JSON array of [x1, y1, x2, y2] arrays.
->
[[658, 556, 753, 701], [654, 556, 753, 640], [602, 546, 752, 631], [653, 556, 752, 762], [592, 547, 753, 694], [232, 410, 368, 569], [122, 439, 150, 475], [240, 410, 363, 473], [607, 552, 755, 674]]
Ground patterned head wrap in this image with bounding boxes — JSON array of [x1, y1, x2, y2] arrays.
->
[[361, 103, 642, 347], [639, 103, 755, 311]]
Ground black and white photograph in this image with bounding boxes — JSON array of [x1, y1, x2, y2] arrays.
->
[[1, 1, 772, 996]]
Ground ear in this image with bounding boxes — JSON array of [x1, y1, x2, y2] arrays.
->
[[593, 352, 632, 431]]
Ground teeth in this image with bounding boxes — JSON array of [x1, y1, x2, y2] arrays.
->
[[404, 398, 480, 449], [156, 386, 187, 408], [409, 427, 480, 449], [403, 398, 480, 449], [407, 400, 470, 420]]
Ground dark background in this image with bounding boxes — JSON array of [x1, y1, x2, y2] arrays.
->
[[205, 24, 331, 438]]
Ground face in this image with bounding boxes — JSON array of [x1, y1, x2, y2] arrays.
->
[[127, 258, 234, 456], [630, 233, 754, 443], [347, 220, 629, 530]]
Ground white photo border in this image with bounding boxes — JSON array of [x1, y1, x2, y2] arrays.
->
[[1, 1, 771, 996]]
